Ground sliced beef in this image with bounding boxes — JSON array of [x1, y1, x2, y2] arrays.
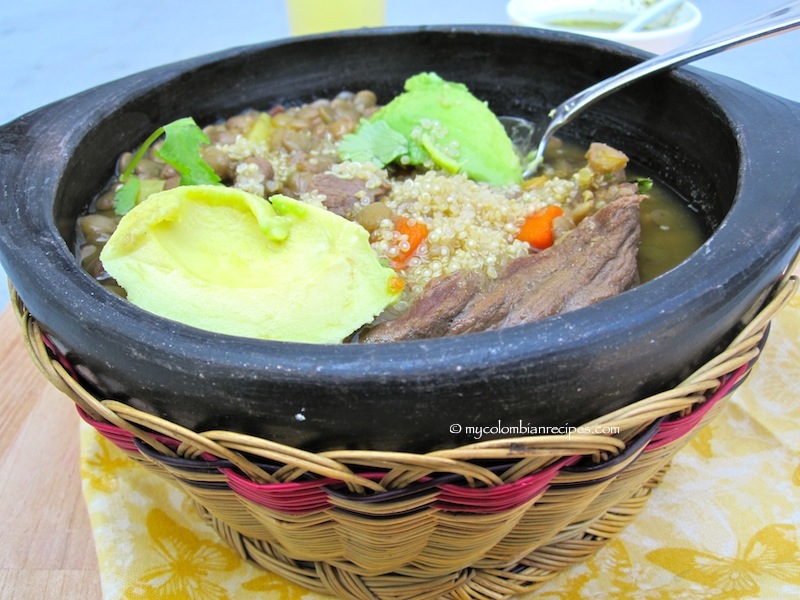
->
[[451, 192, 643, 333], [310, 173, 389, 217], [361, 271, 483, 343], [363, 192, 644, 343]]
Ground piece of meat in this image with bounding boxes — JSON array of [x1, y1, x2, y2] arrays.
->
[[361, 270, 483, 343], [451, 192, 643, 333], [363, 192, 644, 343], [310, 173, 389, 217]]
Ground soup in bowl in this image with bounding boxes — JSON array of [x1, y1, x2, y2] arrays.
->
[[0, 27, 798, 452]]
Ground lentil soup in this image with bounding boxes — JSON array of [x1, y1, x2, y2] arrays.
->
[[75, 87, 705, 340]]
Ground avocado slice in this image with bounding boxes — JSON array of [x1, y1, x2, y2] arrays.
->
[[340, 72, 522, 185], [100, 185, 401, 343]]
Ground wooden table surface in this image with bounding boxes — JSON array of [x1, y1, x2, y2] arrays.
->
[[0, 306, 102, 599]]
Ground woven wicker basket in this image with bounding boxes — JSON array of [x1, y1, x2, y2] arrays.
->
[[9, 272, 797, 600]]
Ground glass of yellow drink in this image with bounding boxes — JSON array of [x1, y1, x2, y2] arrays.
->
[[286, 0, 386, 35]]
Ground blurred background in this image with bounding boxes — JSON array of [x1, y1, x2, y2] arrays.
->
[[1, 0, 798, 310]]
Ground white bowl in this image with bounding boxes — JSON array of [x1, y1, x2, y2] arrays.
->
[[506, 0, 702, 53]]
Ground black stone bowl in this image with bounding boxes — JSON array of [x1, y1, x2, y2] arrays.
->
[[1, 27, 798, 452]]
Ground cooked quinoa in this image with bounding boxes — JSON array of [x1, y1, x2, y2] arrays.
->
[[367, 171, 551, 312]]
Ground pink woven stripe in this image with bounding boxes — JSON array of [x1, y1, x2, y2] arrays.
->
[[435, 456, 576, 513], [225, 456, 579, 516], [225, 469, 338, 513], [646, 363, 749, 451], [78, 407, 145, 454], [74, 361, 748, 517], [77, 407, 213, 460]]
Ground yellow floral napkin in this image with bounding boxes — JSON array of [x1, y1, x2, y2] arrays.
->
[[80, 291, 800, 599]]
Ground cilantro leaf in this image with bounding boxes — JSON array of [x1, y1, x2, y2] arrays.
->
[[113, 178, 140, 215], [119, 127, 165, 185], [338, 119, 408, 166], [112, 117, 221, 215], [636, 177, 654, 194], [156, 117, 221, 186]]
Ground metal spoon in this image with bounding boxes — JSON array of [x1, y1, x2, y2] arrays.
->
[[503, 0, 800, 179]]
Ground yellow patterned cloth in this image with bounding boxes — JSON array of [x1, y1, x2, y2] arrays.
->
[[80, 291, 800, 600]]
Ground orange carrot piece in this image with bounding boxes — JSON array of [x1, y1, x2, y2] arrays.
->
[[516, 205, 564, 250], [392, 216, 428, 268]]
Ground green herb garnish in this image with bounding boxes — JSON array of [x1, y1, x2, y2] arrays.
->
[[636, 177, 654, 194], [338, 119, 408, 167], [156, 118, 222, 186], [113, 117, 220, 215], [113, 178, 140, 216]]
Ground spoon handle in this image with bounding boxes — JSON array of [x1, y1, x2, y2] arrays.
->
[[532, 0, 800, 166]]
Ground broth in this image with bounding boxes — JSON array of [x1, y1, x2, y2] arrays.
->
[[545, 140, 705, 283], [637, 180, 705, 282]]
